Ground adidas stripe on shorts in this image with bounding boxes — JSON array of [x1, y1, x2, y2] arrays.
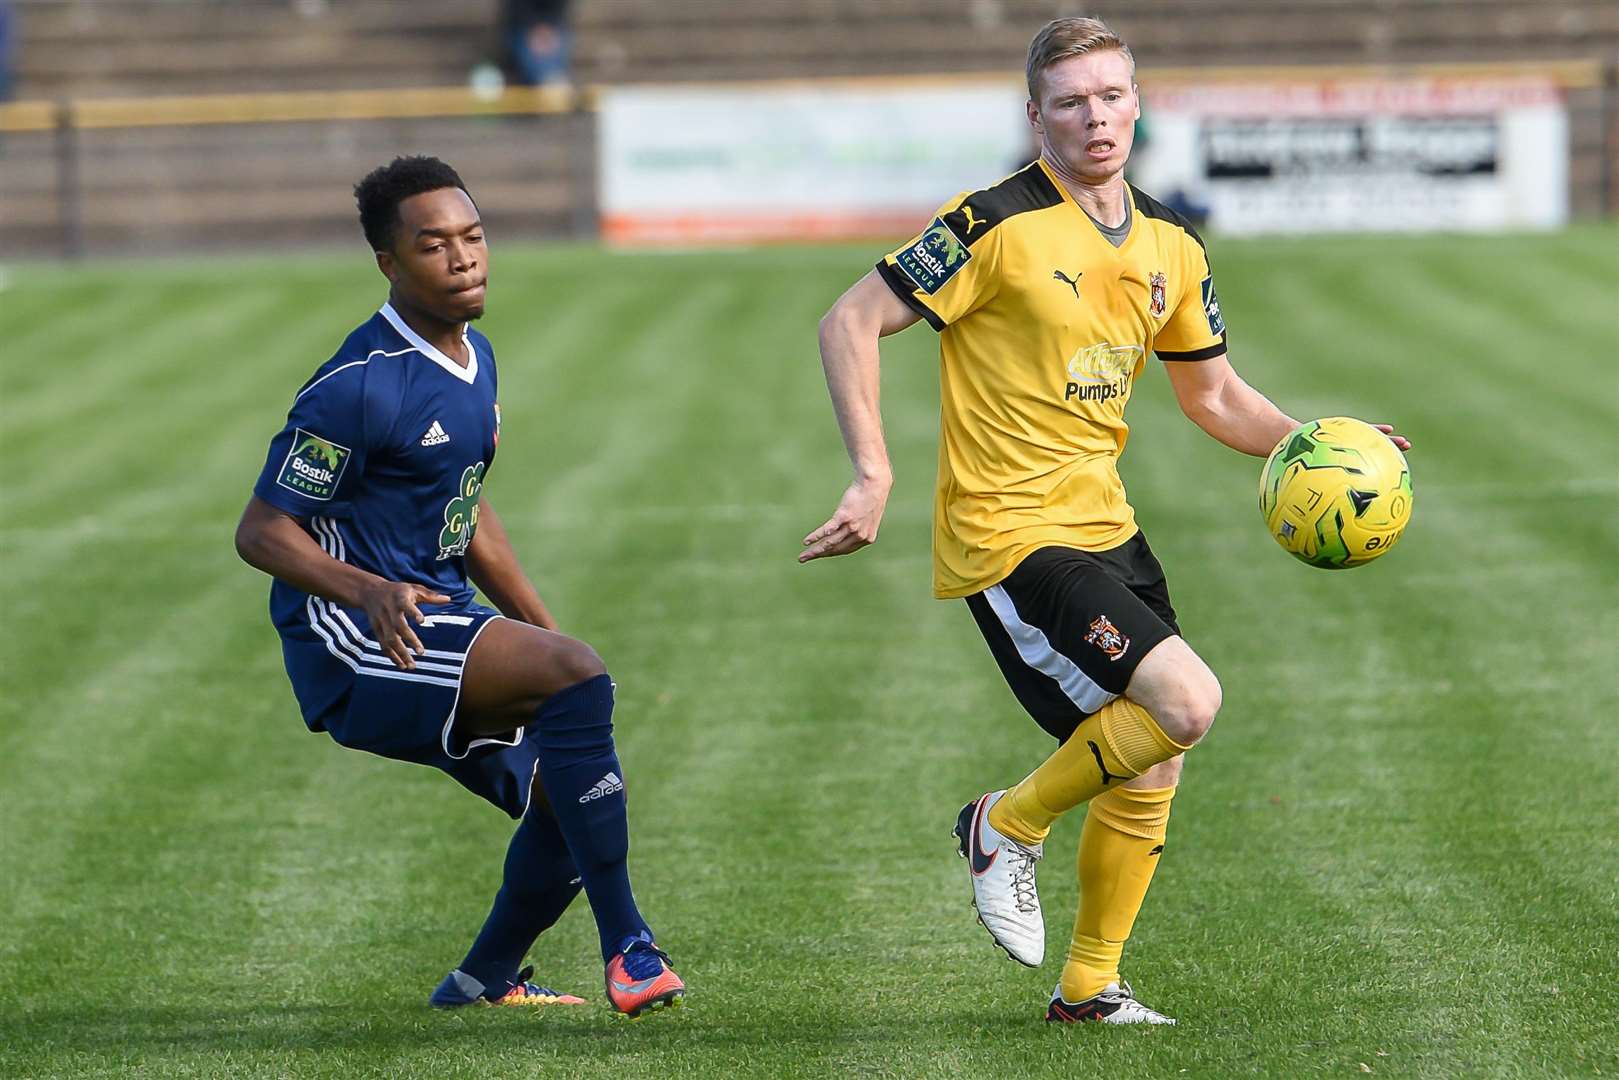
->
[[282, 594, 544, 819], [964, 533, 1181, 743]]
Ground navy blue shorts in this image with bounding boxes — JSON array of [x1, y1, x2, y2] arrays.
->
[[278, 598, 541, 819]]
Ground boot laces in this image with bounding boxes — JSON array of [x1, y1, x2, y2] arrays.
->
[[1007, 844, 1040, 914], [622, 940, 672, 981]]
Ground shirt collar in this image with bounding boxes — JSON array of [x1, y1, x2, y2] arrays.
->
[[379, 302, 478, 384]]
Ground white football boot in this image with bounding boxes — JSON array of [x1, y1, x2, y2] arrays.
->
[[1046, 980, 1177, 1025], [953, 790, 1044, 966]]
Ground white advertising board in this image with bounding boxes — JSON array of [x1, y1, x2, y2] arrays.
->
[[1132, 77, 1568, 234], [598, 79, 1028, 244], [600, 75, 1568, 242]]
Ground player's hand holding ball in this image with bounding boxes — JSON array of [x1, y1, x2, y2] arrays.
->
[[1260, 417, 1413, 569]]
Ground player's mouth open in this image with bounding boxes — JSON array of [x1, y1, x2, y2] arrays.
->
[[1086, 139, 1115, 157]]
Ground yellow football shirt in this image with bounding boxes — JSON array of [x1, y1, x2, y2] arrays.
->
[[876, 158, 1228, 599]]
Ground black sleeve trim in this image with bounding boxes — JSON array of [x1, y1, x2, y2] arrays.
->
[[875, 259, 946, 331], [1156, 338, 1227, 362], [942, 162, 1063, 247], [1129, 183, 1208, 252]]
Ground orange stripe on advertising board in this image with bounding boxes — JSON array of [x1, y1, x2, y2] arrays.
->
[[601, 211, 927, 246]]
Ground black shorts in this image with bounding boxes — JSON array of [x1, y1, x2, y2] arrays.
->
[[964, 533, 1181, 743]]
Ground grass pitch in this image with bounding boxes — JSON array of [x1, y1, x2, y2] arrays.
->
[[2, 225, 1616, 1079]]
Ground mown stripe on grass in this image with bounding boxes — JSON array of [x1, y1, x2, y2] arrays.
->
[[0, 575, 255, 984]]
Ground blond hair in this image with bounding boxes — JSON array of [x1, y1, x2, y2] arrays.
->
[[1025, 17, 1135, 100]]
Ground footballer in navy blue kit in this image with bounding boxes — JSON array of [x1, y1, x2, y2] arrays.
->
[[235, 156, 684, 1017]]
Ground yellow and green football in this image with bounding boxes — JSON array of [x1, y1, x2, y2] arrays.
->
[[1259, 417, 1413, 569]]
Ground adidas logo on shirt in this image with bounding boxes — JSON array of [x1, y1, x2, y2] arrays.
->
[[579, 771, 624, 803], [420, 420, 450, 447]]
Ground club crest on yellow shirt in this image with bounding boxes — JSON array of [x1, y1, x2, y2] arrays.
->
[[1149, 271, 1167, 317]]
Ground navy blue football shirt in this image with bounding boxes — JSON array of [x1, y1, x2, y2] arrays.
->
[[253, 303, 501, 633]]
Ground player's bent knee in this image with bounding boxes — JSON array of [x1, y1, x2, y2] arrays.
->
[[1126, 638, 1221, 747], [1177, 669, 1222, 744], [552, 638, 608, 688], [1137, 669, 1221, 747], [1180, 674, 1221, 744]]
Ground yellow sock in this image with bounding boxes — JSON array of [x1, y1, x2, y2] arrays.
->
[[1061, 783, 1176, 1002], [988, 698, 1188, 846]]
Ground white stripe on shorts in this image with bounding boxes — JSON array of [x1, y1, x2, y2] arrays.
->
[[303, 517, 466, 683], [983, 583, 1116, 715], [300, 517, 519, 755], [314, 600, 467, 676], [309, 517, 468, 663], [306, 595, 461, 687]]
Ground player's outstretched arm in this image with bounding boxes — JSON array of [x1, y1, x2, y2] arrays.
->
[[1163, 353, 1410, 456], [234, 495, 451, 669], [465, 497, 558, 630], [800, 271, 921, 564], [1162, 352, 1298, 456]]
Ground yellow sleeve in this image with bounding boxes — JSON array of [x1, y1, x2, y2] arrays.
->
[[875, 195, 1002, 331], [1154, 235, 1227, 362]]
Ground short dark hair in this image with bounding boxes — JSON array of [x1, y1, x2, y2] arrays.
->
[[1026, 17, 1134, 101], [353, 155, 473, 252]]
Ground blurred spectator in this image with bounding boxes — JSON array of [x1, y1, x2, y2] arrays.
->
[[504, 0, 573, 87], [0, 1, 13, 102]]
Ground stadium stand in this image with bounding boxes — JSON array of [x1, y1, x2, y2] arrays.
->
[[12, 1, 494, 97], [11, 0, 1617, 97], [2, 0, 1615, 255]]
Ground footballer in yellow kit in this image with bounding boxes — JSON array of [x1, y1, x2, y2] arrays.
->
[[801, 17, 1409, 1024], [875, 161, 1227, 600]]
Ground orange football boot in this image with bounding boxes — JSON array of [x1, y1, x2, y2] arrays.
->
[[604, 936, 685, 1018]]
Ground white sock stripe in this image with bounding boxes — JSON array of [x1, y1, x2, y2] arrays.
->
[[983, 584, 1116, 715]]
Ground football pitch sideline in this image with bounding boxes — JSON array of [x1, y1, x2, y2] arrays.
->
[[1, 226, 1615, 1079]]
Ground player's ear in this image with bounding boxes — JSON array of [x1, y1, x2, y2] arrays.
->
[[374, 249, 398, 283], [1025, 97, 1043, 137]]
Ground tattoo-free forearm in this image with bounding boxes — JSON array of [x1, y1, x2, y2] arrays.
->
[[1190, 373, 1298, 457], [234, 497, 385, 607], [817, 304, 893, 486]]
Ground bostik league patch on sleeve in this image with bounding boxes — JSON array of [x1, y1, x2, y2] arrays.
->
[[894, 218, 972, 295], [1201, 275, 1226, 337], [276, 428, 352, 501]]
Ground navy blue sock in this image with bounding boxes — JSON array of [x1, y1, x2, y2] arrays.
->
[[529, 673, 649, 959], [458, 803, 582, 992]]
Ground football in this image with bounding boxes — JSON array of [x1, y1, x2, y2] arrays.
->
[[1259, 417, 1413, 569]]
